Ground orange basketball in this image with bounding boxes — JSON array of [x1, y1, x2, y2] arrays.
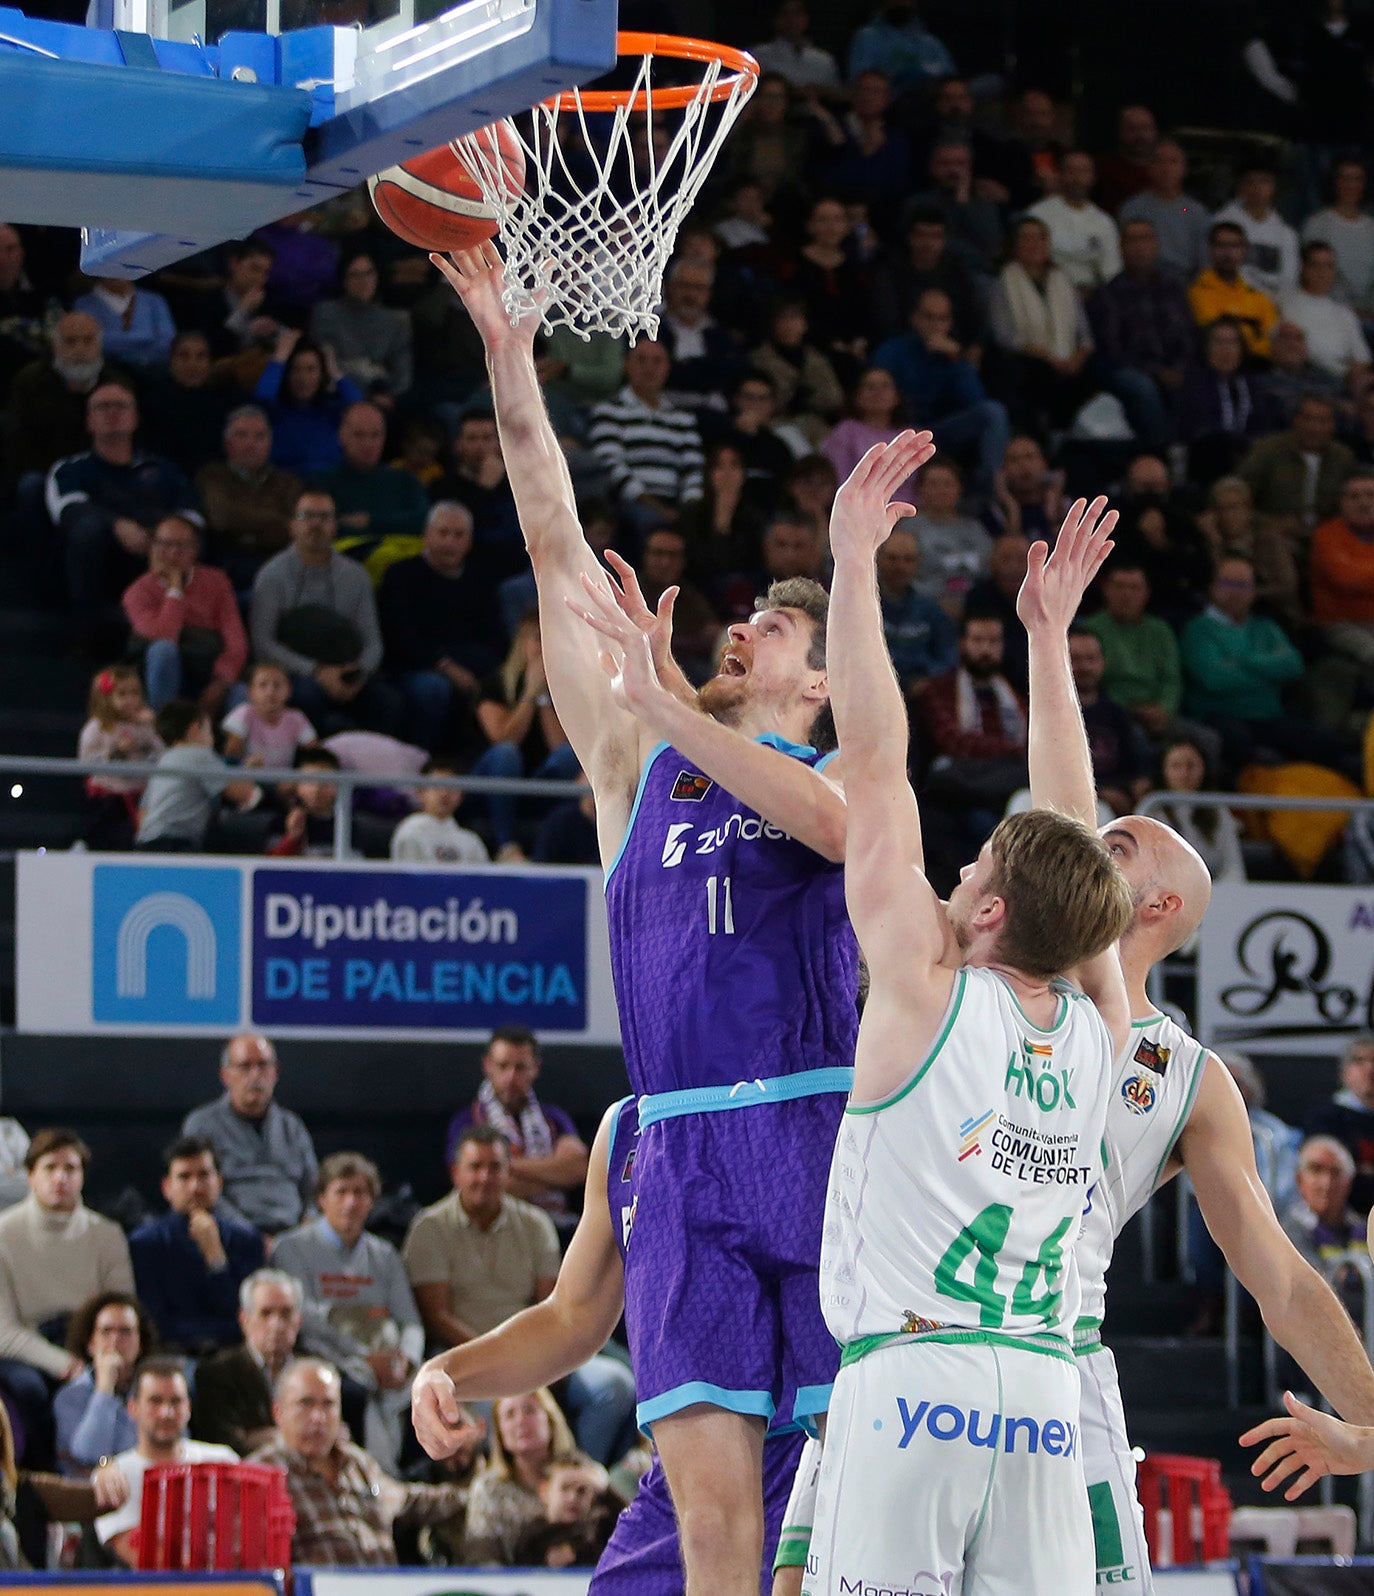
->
[[368, 119, 525, 253]]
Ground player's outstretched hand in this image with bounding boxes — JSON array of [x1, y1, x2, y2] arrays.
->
[[430, 241, 537, 348], [603, 549, 678, 683], [828, 430, 935, 561], [566, 572, 675, 720], [1239, 1391, 1374, 1499], [411, 1360, 472, 1460], [1016, 495, 1117, 638]]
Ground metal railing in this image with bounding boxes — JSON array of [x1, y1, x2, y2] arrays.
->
[[0, 754, 587, 861]]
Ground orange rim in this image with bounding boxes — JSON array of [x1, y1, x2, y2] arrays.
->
[[547, 31, 759, 113]]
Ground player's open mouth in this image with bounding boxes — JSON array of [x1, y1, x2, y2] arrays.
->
[[720, 652, 749, 678]]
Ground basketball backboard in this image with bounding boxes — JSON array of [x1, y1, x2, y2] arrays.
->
[[0, 0, 617, 274]]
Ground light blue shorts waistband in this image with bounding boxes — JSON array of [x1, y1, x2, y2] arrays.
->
[[638, 1067, 854, 1127]]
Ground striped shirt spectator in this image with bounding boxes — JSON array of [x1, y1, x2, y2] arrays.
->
[[589, 339, 704, 526]]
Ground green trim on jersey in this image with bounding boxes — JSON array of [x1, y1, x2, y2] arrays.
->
[[1148, 1040, 1210, 1194], [996, 971, 1071, 1035], [840, 1325, 1075, 1367], [1072, 1322, 1104, 1355], [1088, 1479, 1127, 1573], [846, 967, 968, 1115]]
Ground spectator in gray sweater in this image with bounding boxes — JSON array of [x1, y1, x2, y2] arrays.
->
[[182, 1035, 318, 1237], [272, 1152, 423, 1467], [248, 489, 401, 736], [309, 251, 413, 399]]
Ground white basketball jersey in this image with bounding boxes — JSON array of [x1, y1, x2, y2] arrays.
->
[[821, 965, 1114, 1347], [1073, 1011, 1210, 1348]]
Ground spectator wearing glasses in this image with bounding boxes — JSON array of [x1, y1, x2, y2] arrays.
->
[[122, 516, 247, 715], [182, 1035, 318, 1237]]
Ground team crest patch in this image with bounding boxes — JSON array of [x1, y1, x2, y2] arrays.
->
[[619, 1142, 638, 1182], [1134, 1037, 1171, 1075], [671, 772, 713, 802], [1121, 1074, 1156, 1116], [1023, 1040, 1054, 1060]]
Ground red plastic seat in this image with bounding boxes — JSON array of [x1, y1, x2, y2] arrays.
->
[[135, 1461, 295, 1570], [1137, 1452, 1232, 1567]]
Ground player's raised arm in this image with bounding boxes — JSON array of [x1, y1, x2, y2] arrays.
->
[[1178, 1057, 1374, 1426], [1019, 497, 1117, 828], [1017, 497, 1130, 1050], [430, 246, 641, 777], [410, 1104, 625, 1458], [826, 436, 949, 981]]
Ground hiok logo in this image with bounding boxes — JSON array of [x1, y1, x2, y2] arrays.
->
[[93, 864, 241, 1025]]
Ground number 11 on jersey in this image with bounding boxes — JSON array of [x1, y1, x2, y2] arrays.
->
[[706, 875, 735, 935]]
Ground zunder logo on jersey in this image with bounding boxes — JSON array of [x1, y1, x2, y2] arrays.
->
[[661, 823, 693, 868], [671, 771, 714, 801], [1133, 1037, 1171, 1075], [1121, 1074, 1156, 1116]]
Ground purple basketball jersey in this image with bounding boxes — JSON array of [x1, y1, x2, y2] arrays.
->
[[604, 736, 860, 1096]]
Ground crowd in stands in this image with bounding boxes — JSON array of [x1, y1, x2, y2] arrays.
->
[[4, 2, 1374, 878], [0, 1024, 639, 1569]]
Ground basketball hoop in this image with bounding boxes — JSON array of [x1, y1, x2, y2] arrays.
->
[[451, 32, 759, 340]]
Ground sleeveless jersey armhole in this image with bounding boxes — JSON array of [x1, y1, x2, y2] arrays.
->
[[604, 741, 671, 884], [846, 966, 969, 1116], [1147, 1041, 1210, 1195]]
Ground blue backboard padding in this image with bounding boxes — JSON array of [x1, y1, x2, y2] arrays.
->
[[0, 52, 311, 179], [0, 5, 213, 70]]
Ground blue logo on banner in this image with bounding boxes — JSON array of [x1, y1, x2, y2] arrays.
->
[[250, 870, 588, 1031], [93, 865, 242, 1025]]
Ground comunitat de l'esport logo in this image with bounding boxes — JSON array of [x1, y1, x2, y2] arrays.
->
[[660, 813, 789, 867]]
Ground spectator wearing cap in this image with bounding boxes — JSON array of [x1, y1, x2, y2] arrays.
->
[[182, 1035, 318, 1237], [272, 1153, 424, 1470], [196, 407, 302, 589], [0, 1130, 133, 1466], [1189, 224, 1280, 357], [122, 516, 247, 714], [1280, 240, 1373, 387], [129, 1136, 265, 1357], [1119, 139, 1213, 280], [1215, 161, 1301, 302]]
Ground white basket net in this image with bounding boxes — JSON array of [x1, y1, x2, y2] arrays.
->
[[450, 41, 757, 341]]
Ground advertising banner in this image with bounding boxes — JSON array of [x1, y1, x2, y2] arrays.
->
[[17, 853, 618, 1043], [1196, 883, 1374, 1056], [297, 1573, 591, 1596]]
